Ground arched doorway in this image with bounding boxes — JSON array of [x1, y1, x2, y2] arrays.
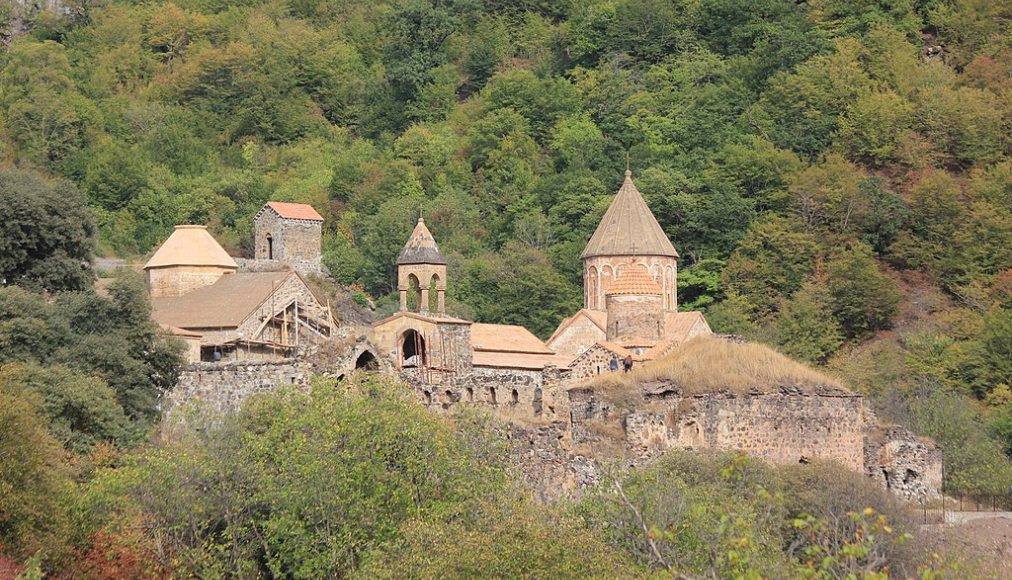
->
[[266, 234, 274, 260], [401, 329, 426, 368], [355, 351, 379, 371]]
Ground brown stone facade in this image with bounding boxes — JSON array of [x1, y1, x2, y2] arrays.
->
[[606, 293, 664, 344], [254, 210, 322, 273], [583, 255, 678, 311], [397, 262, 447, 314], [146, 265, 233, 298]]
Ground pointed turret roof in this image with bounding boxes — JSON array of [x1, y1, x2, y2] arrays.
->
[[581, 170, 678, 259], [397, 218, 447, 265], [144, 225, 238, 270]]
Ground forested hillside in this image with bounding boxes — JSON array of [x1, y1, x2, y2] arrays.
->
[[1, 0, 1010, 572]]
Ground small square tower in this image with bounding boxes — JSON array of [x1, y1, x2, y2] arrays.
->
[[254, 202, 324, 273]]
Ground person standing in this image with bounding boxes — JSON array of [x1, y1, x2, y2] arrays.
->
[[623, 354, 633, 372], [609, 356, 619, 372]]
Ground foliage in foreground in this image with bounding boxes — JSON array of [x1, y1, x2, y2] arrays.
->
[[578, 451, 939, 579], [80, 375, 632, 578]]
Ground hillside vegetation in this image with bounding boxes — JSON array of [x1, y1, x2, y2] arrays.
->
[[0, 0, 1010, 575]]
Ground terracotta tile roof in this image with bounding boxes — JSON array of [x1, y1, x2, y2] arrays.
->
[[151, 271, 297, 329], [581, 170, 678, 259], [471, 351, 570, 370], [547, 309, 607, 346], [471, 323, 554, 354], [664, 311, 709, 338], [265, 201, 324, 221], [144, 225, 238, 270], [397, 217, 447, 265], [606, 265, 662, 296]]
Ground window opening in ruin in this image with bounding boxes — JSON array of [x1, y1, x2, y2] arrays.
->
[[267, 234, 274, 260], [424, 391, 432, 405], [402, 330, 426, 368], [511, 389, 519, 404], [489, 387, 497, 404], [466, 387, 474, 402], [355, 351, 379, 371], [596, 365, 601, 375], [882, 469, 891, 489], [444, 390, 453, 406], [903, 469, 917, 484]]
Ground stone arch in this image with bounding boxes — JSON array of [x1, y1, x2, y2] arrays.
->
[[651, 264, 661, 284], [488, 386, 497, 404], [428, 273, 440, 312], [407, 273, 422, 312], [355, 350, 379, 371], [601, 265, 614, 297], [587, 266, 599, 309], [401, 329, 426, 368]]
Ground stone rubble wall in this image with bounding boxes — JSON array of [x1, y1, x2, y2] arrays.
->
[[863, 422, 943, 501]]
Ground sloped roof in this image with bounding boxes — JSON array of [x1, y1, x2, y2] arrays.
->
[[547, 309, 607, 345], [262, 201, 324, 221], [607, 265, 662, 296], [581, 171, 678, 259], [471, 351, 571, 370], [664, 310, 710, 338], [471, 323, 554, 354], [144, 226, 238, 270], [151, 271, 297, 329], [397, 218, 447, 265]]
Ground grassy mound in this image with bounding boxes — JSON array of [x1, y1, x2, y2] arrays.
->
[[587, 335, 846, 396]]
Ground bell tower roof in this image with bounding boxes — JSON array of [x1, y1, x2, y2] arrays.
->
[[581, 170, 678, 260], [397, 217, 447, 265]]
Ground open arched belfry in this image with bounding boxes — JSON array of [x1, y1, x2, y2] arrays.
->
[[581, 170, 679, 311], [397, 217, 447, 314]]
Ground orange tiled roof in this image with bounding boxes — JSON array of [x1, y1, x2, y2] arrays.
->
[[265, 201, 324, 221], [606, 265, 662, 296], [471, 323, 553, 354]]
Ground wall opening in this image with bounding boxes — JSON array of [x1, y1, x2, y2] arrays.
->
[[466, 387, 474, 402], [511, 389, 519, 404], [267, 234, 274, 260], [429, 273, 441, 312], [406, 274, 421, 312], [355, 351, 379, 371], [489, 386, 497, 404], [424, 391, 432, 405], [402, 330, 426, 368], [443, 389, 454, 407]]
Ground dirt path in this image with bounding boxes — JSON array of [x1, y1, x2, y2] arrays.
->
[[919, 514, 1012, 578]]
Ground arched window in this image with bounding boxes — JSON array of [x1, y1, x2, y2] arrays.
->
[[602, 265, 613, 296], [489, 386, 497, 404], [428, 273, 440, 312], [407, 274, 422, 312], [587, 266, 599, 309], [511, 389, 519, 404], [402, 329, 426, 368], [266, 234, 274, 260]]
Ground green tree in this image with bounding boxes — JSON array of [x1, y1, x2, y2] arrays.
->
[[0, 167, 95, 292], [723, 217, 819, 318], [774, 281, 845, 364], [825, 243, 901, 339]]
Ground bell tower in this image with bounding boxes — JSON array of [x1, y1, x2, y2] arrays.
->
[[397, 217, 447, 314]]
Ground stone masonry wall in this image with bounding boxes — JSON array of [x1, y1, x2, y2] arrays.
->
[[255, 211, 322, 273], [167, 360, 311, 414], [570, 388, 866, 471], [863, 420, 943, 501]]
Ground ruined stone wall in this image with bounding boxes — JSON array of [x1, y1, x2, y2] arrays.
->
[[863, 421, 943, 501], [147, 266, 233, 297], [167, 360, 311, 414], [254, 212, 322, 273], [569, 388, 866, 472]]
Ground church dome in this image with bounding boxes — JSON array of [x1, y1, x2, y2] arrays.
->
[[606, 265, 662, 296], [581, 170, 678, 259], [397, 217, 447, 265]]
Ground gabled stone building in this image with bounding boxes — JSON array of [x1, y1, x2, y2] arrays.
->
[[253, 201, 324, 273]]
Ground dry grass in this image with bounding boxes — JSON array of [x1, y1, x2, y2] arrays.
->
[[588, 335, 846, 396]]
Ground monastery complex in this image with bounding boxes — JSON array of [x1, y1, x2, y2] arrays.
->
[[144, 171, 943, 502]]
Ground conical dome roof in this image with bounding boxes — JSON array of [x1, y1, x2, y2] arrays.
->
[[397, 218, 447, 265], [144, 225, 238, 270], [581, 171, 678, 259], [606, 265, 662, 296]]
